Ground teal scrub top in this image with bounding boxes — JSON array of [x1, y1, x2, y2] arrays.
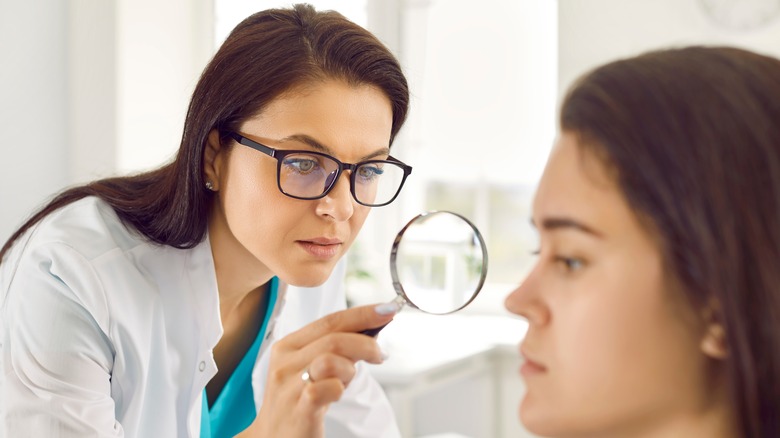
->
[[200, 277, 278, 438]]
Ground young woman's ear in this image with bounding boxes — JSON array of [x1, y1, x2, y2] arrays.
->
[[700, 300, 728, 359], [203, 129, 225, 191]]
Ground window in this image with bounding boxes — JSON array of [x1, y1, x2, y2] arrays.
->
[[350, 0, 557, 314]]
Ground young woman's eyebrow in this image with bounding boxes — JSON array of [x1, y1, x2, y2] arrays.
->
[[279, 133, 390, 161], [530, 216, 604, 238]]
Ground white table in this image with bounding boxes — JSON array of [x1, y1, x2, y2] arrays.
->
[[366, 312, 536, 438]]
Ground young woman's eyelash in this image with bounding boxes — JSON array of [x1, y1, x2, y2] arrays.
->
[[529, 249, 585, 272], [555, 256, 584, 272]]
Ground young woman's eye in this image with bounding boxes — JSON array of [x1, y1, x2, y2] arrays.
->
[[529, 249, 584, 273], [556, 256, 584, 272]]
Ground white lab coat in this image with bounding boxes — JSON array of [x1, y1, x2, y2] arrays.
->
[[0, 197, 399, 438]]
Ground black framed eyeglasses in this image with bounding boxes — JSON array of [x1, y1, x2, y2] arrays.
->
[[227, 132, 412, 207]]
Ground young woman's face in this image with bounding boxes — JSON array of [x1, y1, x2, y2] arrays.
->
[[208, 79, 393, 287], [505, 132, 719, 437]]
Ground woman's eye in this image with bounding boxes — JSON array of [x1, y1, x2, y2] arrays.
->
[[528, 248, 584, 273], [356, 165, 383, 182], [556, 256, 584, 272], [284, 158, 318, 174]]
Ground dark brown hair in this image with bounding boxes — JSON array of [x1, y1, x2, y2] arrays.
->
[[0, 3, 408, 260], [561, 46, 780, 438]]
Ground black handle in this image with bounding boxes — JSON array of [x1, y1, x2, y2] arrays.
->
[[359, 322, 390, 337]]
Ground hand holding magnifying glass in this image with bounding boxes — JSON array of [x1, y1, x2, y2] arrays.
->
[[362, 211, 489, 337]]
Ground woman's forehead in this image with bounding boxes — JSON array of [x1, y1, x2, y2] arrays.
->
[[533, 133, 644, 243]]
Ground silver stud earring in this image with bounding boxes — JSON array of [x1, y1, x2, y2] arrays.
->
[[205, 181, 214, 191]]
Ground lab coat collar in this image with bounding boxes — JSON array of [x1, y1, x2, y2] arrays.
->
[[184, 233, 222, 352], [184, 232, 290, 353]]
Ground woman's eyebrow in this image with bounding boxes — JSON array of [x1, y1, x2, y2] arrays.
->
[[530, 216, 604, 238], [279, 134, 332, 154], [279, 133, 390, 161]]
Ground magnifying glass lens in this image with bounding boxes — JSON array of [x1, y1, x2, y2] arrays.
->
[[361, 211, 487, 337], [392, 212, 487, 315]]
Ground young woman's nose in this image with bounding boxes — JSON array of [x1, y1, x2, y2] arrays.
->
[[505, 265, 550, 326]]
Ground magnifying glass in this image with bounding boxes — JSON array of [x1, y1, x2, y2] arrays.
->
[[362, 211, 488, 336]]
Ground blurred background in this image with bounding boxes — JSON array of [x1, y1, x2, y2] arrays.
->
[[2, 0, 780, 436]]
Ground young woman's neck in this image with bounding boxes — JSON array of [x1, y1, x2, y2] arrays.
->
[[619, 410, 737, 438], [587, 389, 738, 438]]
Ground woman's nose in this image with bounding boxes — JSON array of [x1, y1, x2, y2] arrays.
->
[[316, 172, 355, 221], [505, 265, 550, 326]]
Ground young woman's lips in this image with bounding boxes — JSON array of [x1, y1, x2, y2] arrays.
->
[[519, 346, 548, 377], [297, 238, 342, 259]]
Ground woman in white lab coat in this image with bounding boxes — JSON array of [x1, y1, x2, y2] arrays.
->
[[0, 4, 411, 437]]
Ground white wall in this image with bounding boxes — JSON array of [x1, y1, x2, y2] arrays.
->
[[0, 0, 213, 244], [69, 0, 118, 186], [558, 0, 780, 97], [1, 0, 69, 241], [116, 0, 213, 174]]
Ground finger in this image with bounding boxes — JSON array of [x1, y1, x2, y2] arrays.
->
[[300, 332, 384, 364], [307, 353, 357, 387], [300, 377, 346, 407], [284, 302, 400, 349]]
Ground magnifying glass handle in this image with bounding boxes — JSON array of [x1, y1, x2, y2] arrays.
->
[[360, 322, 390, 337], [360, 297, 404, 337]]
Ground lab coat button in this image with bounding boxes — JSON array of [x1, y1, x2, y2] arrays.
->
[[198, 361, 206, 371]]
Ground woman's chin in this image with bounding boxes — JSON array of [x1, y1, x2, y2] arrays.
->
[[281, 267, 334, 288], [520, 396, 561, 437]]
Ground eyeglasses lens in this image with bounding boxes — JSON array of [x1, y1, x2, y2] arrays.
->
[[278, 153, 405, 206]]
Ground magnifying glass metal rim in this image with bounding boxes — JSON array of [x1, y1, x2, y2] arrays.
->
[[389, 210, 489, 315]]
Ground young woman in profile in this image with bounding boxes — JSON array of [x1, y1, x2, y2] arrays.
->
[[0, 4, 412, 438], [506, 46, 780, 438]]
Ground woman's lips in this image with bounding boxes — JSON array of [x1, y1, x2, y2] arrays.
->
[[297, 239, 342, 259], [520, 359, 547, 377], [520, 346, 548, 377]]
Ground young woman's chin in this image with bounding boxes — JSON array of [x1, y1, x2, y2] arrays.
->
[[522, 401, 614, 438], [520, 397, 569, 438]]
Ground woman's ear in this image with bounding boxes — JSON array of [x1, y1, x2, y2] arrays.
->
[[203, 129, 224, 191], [700, 300, 728, 359]]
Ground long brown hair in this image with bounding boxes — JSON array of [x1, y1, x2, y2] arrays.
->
[[561, 46, 780, 438], [1, 3, 409, 260]]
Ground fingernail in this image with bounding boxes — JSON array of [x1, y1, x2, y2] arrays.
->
[[380, 347, 390, 361], [374, 302, 400, 315]]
